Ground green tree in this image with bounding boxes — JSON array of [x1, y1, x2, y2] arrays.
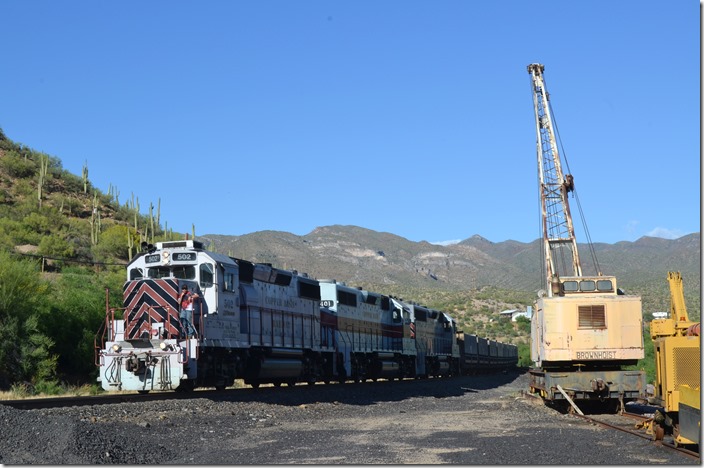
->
[[0, 251, 57, 389], [43, 269, 124, 381]]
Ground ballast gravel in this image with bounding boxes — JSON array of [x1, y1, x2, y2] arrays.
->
[[0, 371, 696, 464]]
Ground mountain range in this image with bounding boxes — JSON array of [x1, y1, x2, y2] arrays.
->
[[199, 225, 700, 315]]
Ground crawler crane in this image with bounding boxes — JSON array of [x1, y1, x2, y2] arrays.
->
[[526, 63, 645, 411], [647, 271, 700, 447]]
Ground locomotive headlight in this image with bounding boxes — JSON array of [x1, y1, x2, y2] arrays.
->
[[162, 251, 170, 259], [111, 344, 122, 352], [159, 342, 172, 351]]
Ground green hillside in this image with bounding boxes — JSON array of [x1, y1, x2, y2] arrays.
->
[[0, 129, 183, 393]]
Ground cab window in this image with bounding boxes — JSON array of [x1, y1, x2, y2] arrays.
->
[[200, 263, 214, 288], [147, 266, 171, 279], [223, 267, 237, 292], [129, 268, 143, 280], [173, 265, 196, 280]]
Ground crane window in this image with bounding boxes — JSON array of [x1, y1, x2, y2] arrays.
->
[[596, 280, 613, 292], [562, 281, 579, 292], [579, 280, 596, 292], [578, 305, 606, 329]]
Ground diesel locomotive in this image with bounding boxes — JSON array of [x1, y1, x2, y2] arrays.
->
[[95, 239, 517, 392]]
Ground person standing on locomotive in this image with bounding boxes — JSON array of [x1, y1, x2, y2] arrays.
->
[[178, 285, 199, 338]]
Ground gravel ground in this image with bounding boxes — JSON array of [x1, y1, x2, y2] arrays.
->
[[0, 371, 697, 465]]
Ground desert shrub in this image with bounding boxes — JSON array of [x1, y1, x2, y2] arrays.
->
[[0, 150, 36, 178], [39, 234, 76, 258], [91, 224, 132, 262], [517, 343, 532, 367]]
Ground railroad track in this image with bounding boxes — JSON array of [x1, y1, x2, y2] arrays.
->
[[0, 376, 446, 411], [0, 388, 225, 410], [572, 410, 700, 461]]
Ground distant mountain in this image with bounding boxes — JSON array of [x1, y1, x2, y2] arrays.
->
[[200, 226, 701, 313]]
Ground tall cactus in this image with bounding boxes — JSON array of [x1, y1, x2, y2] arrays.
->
[[133, 196, 140, 231], [192, 223, 196, 240], [149, 202, 155, 243], [127, 227, 134, 259], [37, 153, 49, 208], [82, 161, 89, 193], [156, 198, 161, 232], [90, 191, 100, 245]]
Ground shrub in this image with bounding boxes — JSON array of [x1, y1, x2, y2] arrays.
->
[[0, 150, 36, 178], [39, 234, 76, 259]]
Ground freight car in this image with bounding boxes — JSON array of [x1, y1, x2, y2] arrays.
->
[[95, 240, 517, 392], [457, 334, 518, 374]]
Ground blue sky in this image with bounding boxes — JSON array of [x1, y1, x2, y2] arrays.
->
[[1, 1, 699, 245]]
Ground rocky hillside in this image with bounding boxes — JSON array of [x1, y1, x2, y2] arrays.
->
[[200, 226, 701, 316]]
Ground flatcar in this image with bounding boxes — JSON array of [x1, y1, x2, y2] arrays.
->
[[95, 239, 517, 392]]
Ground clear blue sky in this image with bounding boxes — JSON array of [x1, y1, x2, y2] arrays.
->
[[1, 1, 699, 245]]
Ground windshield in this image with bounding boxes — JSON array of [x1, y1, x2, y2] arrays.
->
[[147, 265, 196, 279]]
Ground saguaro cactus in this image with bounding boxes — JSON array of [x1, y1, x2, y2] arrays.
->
[[82, 161, 89, 193], [127, 227, 134, 259], [90, 191, 100, 245], [37, 154, 49, 208]]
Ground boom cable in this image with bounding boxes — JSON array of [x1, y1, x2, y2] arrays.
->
[[548, 100, 602, 276]]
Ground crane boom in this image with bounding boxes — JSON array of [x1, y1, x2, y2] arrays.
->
[[528, 63, 582, 295], [667, 271, 690, 324]]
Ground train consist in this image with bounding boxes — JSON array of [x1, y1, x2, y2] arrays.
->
[[95, 239, 517, 392]]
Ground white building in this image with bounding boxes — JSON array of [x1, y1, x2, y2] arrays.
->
[[499, 306, 533, 322]]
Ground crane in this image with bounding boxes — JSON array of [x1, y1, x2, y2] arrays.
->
[[526, 63, 645, 412]]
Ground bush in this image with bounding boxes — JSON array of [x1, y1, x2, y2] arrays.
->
[[39, 234, 76, 258], [517, 343, 532, 367], [33, 379, 64, 396], [91, 224, 132, 262], [0, 150, 36, 178], [0, 252, 58, 390]]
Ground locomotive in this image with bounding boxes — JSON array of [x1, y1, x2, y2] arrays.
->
[[95, 239, 517, 392]]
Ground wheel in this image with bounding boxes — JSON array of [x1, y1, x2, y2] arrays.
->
[[273, 382, 282, 388], [137, 390, 150, 394], [250, 382, 260, 389], [286, 380, 296, 387], [176, 380, 194, 392]]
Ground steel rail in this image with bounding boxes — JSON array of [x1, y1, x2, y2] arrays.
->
[[572, 412, 700, 461]]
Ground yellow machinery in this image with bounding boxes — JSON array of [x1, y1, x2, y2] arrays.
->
[[648, 271, 700, 446]]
